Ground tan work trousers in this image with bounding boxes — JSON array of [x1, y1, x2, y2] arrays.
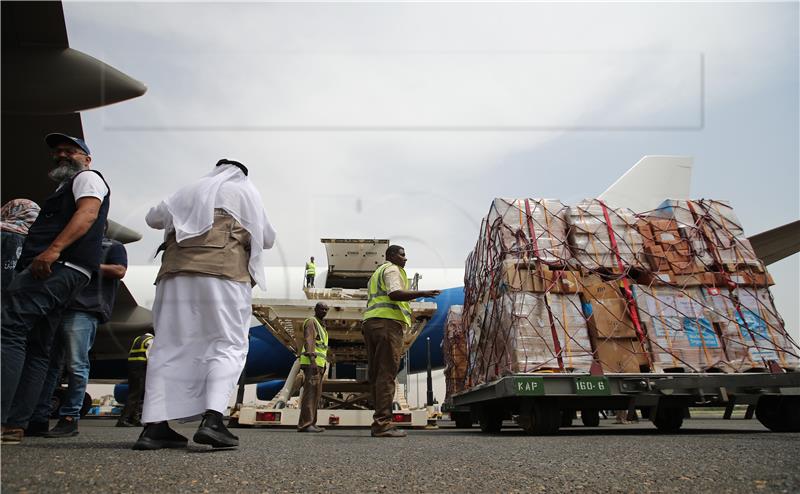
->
[[297, 365, 324, 430], [362, 317, 405, 434]]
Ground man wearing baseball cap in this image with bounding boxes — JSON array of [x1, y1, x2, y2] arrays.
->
[[1, 133, 111, 444]]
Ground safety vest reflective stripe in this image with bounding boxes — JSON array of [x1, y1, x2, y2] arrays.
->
[[128, 335, 153, 362], [363, 262, 412, 326], [299, 318, 328, 368], [305, 262, 316, 275]]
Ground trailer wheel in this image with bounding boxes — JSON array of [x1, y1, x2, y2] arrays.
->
[[479, 407, 503, 433], [452, 412, 473, 429], [756, 396, 800, 432], [651, 406, 684, 433], [518, 403, 560, 435], [580, 409, 600, 427]]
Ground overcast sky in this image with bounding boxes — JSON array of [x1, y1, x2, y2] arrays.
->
[[64, 1, 799, 336]]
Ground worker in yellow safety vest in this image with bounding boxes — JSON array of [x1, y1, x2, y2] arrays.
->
[[117, 332, 154, 427], [304, 256, 316, 288], [297, 302, 329, 432], [363, 245, 440, 438]]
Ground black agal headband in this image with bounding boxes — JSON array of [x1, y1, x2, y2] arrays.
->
[[216, 159, 248, 176]]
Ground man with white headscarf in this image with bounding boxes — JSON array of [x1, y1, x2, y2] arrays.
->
[[133, 159, 276, 450]]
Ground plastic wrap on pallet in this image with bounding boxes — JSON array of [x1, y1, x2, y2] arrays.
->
[[652, 199, 761, 271], [442, 305, 467, 399], [468, 292, 593, 386], [567, 199, 645, 271], [633, 285, 728, 372], [482, 198, 570, 263], [698, 287, 799, 371]]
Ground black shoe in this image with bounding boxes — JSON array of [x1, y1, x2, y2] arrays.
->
[[116, 419, 140, 428], [371, 428, 407, 438], [44, 417, 79, 438], [193, 410, 239, 448], [132, 422, 189, 450], [297, 425, 325, 433], [25, 421, 50, 437]]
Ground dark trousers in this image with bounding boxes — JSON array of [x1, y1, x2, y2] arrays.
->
[[119, 362, 147, 423], [1, 265, 88, 425], [305, 274, 315, 288], [297, 365, 324, 430], [362, 318, 404, 434]]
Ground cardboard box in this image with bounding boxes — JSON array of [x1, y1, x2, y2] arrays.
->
[[580, 276, 638, 339], [595, 337, 650, 373], [500, 260, 581, 294], [633, 285, 728, 372], [697, 286, 798, 371]]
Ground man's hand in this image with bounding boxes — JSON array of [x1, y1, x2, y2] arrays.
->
[[31, 248, 60, 279], [421, 290, 441, 298]]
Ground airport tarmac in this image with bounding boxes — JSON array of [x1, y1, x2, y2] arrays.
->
[[1, 418, 798, 493]]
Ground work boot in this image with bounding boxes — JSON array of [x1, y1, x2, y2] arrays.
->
[[45, 416, 79, 438], [297, 425, 325, 433], [1, 426, 24, 444], [371, 428, 407, 438], [132, 422, 189, 450], [193, 410, 239, 448], [25, 421, 50, 437]]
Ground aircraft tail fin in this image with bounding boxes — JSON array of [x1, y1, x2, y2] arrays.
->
[[599, 155, 693, 212]]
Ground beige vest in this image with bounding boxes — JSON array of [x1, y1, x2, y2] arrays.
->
[[156, 209, 252, 284]]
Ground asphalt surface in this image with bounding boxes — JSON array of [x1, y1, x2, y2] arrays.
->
[[2, 418, 798, 493]]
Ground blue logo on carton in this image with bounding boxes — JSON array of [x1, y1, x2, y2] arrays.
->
[[683, 318, 719, 348]]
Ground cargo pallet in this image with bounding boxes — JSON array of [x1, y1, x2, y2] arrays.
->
[[449, 371, 800, 434]]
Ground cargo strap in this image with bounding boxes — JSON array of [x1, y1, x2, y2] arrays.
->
[[524, 199, 564, 371], [597, 200, 653, 370]]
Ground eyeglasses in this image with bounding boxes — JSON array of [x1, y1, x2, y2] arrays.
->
[[52, 147, 87, 157]]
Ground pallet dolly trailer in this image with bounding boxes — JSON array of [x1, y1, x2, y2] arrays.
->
[[449, 370, 800, 434]]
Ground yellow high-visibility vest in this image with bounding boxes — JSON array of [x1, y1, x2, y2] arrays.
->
[[305, 262, 316, 276], [299, 317, 328, 368], [363, 262, 411, 327], [128, 334, 153, 362]]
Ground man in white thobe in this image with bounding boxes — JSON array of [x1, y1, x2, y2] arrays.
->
[[133, 159, 275, 450]]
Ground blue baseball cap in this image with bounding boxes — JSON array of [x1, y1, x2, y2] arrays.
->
[[45, 133, 91, 155]]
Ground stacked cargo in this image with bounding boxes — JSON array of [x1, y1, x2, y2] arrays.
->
[[463, 199, 593, 387], [636, 218, 705, 275], [442, 306, 468, 399], [454, 196, 799, 394], [567, 199, 645, 272], [650, 199, 760, 271], [633, 284, 728, 372]]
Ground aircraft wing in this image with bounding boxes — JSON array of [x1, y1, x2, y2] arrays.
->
[[748, 220, 800, 266], [1, 1, 146, 205]]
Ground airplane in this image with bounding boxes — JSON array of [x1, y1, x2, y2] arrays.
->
[[3, 1, 798, 406]]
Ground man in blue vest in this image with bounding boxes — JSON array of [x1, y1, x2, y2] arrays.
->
[[363, 245, 439, 438], [1, 133, 110, 444], [297, 302, 329, 432]]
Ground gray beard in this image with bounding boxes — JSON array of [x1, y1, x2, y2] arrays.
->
[[48, 161, 83, 183]]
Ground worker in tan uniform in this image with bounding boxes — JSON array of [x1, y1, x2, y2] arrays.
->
[[362, 245, 440, 438], [297, 302, 329, 433]]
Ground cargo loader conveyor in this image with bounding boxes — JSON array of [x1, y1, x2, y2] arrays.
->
[[449, 371, 800, 435]]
